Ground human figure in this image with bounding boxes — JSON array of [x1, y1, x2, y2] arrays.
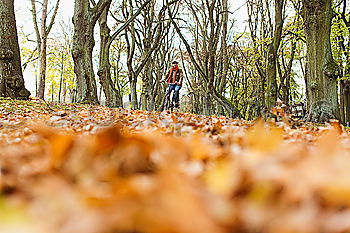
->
[[160, 61, 183, 109]]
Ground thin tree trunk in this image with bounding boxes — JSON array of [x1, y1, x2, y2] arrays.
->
[[58, 52, 64, 103], [265, 0, 284, 113], [339, 80, 345, 123], [51, 83, 54, 101], [217, 0, 229, 115], [125, 24, 138, 109], [31, 0, 60, 100], [280, 41, 296, 105], [37, 0, 48, 99], [345, 83, 350, 123]]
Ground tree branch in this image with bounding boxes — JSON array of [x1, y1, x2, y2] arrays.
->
[[109, 0, 152, 47], [30, 0, 42, 46], [46, 0, 61, 36]]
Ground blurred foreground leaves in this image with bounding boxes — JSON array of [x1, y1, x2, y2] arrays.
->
[[1, 98, 350, 233]]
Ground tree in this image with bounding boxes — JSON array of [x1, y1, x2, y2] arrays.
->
[[72, 0, 111, 104], [97, 0, 150, 108], [0, 0, 30, 99], [30, 0, 60, 99], [302, 0, 340, 122], [97, 1, 122, 108], [333, 0, 350, 123], [265, 0, 284, 114]]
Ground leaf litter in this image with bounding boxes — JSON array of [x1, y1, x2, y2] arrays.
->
[[1, 98, 350, 233]]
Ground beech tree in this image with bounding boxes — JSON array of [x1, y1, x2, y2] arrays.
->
[[302, 0, 340, 122], [97, 1, 122, 108], [0, 0, 30, 99], [72, 0, 111, 104], [97, 0, 150, 108], [265, 0, 284, 114]]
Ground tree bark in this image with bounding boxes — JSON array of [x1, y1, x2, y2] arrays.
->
[[125, 26, 138, 109], [98, 4, 122, 107], [345, 83, 350, 123], [72, 0, 110, 104], [140, 1, 154, 110], [216, 0, 229, 115], [0, 0, 30, 99], [37, 0, 48, 99], [265, 0, 284, 113], [302, 0, 340, 122]]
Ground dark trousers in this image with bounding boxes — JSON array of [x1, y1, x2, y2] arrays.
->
[[167, 84, 181, 104]]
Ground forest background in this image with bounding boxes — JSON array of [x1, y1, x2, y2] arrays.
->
[[3, 0, 350, 123]]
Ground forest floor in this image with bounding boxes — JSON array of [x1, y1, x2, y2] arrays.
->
[[1, 97, 350, 233]]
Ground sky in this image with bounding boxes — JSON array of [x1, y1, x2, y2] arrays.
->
[[14, 0, 248, 95]]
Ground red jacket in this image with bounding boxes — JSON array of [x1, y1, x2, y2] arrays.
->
[[165, 68, 183, 85]]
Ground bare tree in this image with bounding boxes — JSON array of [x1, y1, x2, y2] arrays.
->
[[30, 0, 60, 99]]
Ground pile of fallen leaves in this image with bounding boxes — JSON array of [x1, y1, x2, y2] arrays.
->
[[1, 98, 350, 233]]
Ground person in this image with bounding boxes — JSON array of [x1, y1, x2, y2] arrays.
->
[[160, 61, 183, 109]]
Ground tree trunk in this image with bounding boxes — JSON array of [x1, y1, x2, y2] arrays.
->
[[345, 83, 350, 123], [125, 26, 138, 109], [280, 41, 296, 106], [265, 0, 284, 113], [130, 76, 138, 109], [37, 36, 47, 99], [0, 0, 30, 99], [37, 0, 48, 99], [217, 0, 229, 115], [31, 0, 60, 100], [140, 50, 152, 110], [72, 0, 110, 104], [140, 58, 153, 110], [302, 0, 340, 122], [98, 5, 122, 108], [339, 80, 345, 123], [58, 52, 64, 103], [140, 2, 154, 111]]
